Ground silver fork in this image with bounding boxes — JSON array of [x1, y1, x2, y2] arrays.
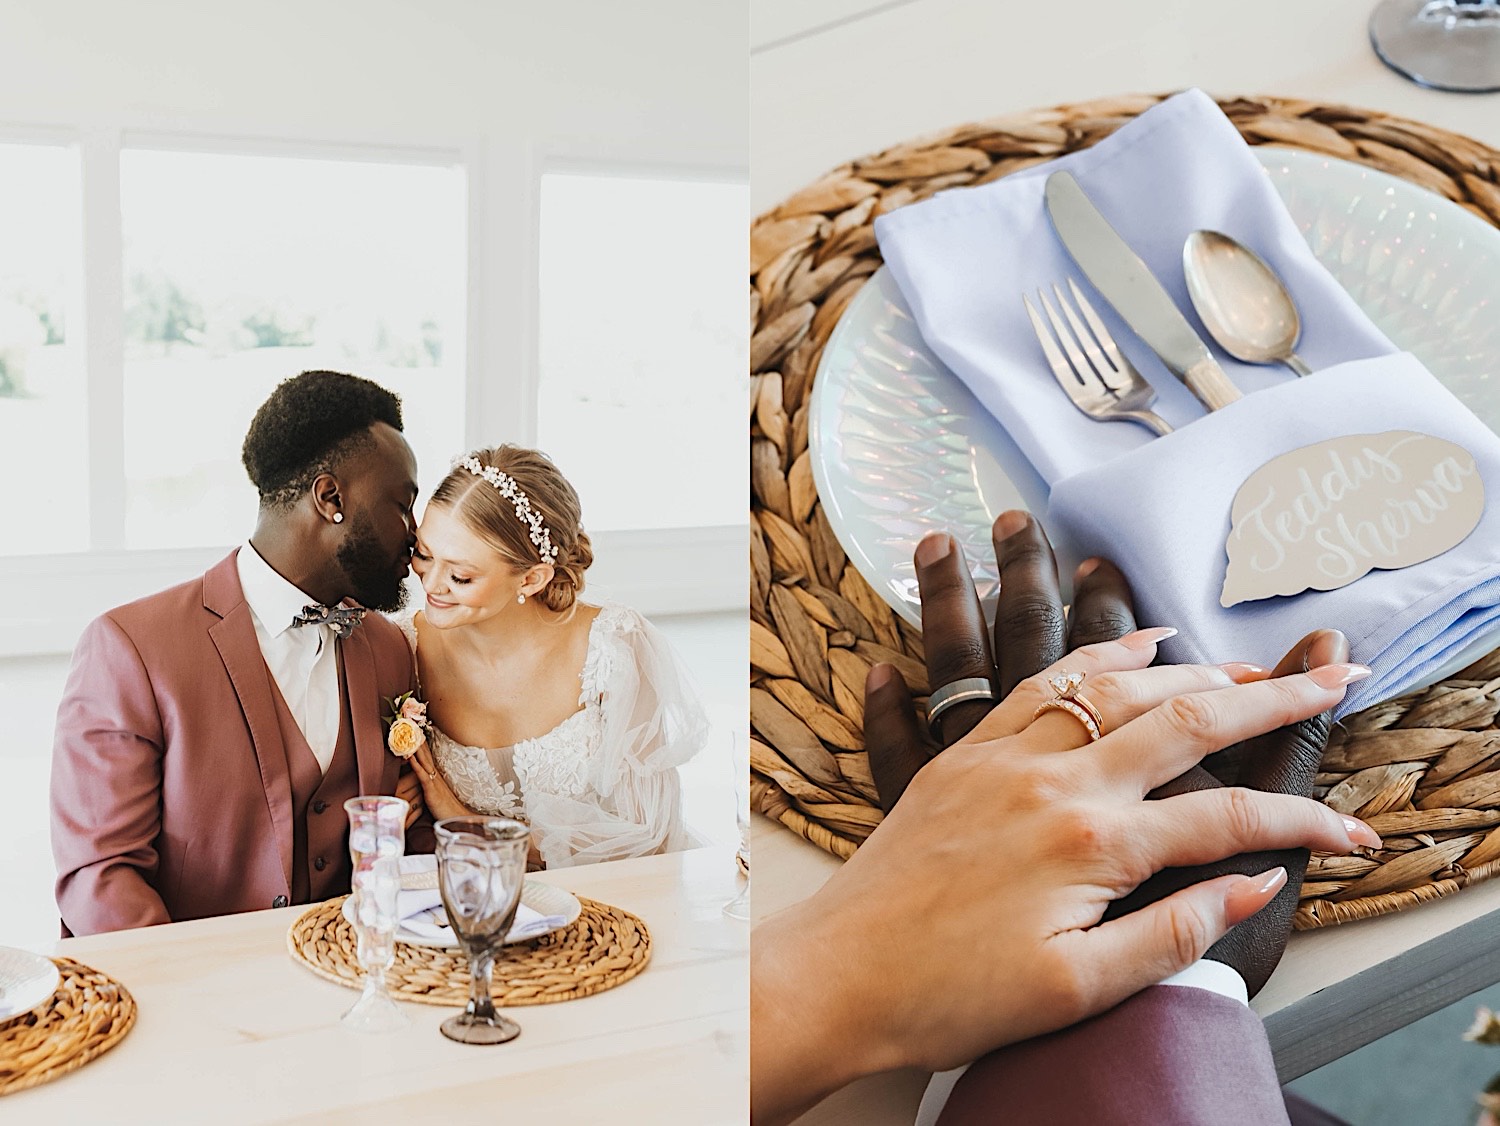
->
[[1023, 279, 1171, 437]]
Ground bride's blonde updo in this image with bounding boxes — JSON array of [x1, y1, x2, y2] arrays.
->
[[429, 445, 594, 612]]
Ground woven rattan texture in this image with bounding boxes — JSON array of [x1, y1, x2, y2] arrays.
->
[[748, 92, 1500, 930], [287, 895, 650, 1006], [0, 958, 137, 1097]]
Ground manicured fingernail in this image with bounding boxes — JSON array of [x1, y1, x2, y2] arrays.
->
[[1218, 662, 1270, 683], [1301, 629, 1349, 672], [993, 510, 1029, 540], [1342, 817, 1382, 850], [866, 663, 898, 691], [1119, 626, 1178, 650], [1074, 557, 1101, 582], [915, 532, 952, 567], [1306, 663, 1372, 689], [1224, 867, 1288, 924]]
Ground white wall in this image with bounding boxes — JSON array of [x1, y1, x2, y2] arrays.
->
[[0, 0, 749, 655]]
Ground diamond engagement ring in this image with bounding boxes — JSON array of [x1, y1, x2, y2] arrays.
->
[[1032, 670, 1105, 742], [926, 677, 999, 734]]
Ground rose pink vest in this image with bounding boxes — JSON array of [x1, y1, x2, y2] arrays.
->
[[268, 659, 360, 904]]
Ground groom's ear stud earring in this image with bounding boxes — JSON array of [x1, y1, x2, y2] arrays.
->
[[332, 512, 344, 524]]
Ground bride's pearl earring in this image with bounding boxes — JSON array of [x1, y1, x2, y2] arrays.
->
[[517, 592, 526, 604]]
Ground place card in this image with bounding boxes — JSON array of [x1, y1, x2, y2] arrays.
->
[[1221, 430, 1483, 607]]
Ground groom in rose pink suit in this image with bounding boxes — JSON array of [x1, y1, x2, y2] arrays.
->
[[51, 371, 431, 937]]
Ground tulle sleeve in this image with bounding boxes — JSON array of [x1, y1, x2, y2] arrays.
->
[[527, 605, 711, 868]]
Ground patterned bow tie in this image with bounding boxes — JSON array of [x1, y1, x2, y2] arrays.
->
[[291, 603, 366, 638]]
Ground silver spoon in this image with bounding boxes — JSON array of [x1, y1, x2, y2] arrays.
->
[[1183, 229, 1311, 377]]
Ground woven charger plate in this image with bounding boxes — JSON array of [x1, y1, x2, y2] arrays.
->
[[749, 92, 1500, 931], [0, 958, 137, 1097], [287, 895, 650, 1006]]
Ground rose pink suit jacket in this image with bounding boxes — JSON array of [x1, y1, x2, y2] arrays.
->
[[936, 985, 1347, 1126], [51, 550, 429, 937]]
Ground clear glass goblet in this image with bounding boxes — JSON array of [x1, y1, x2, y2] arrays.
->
[[1370, 0, 1500, 92], [342, 795, 410, 1033], [435, 816, 530, 1045], [723, 733, 751, 921]]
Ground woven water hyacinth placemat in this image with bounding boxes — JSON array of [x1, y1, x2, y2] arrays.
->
[[287, 896, 650, 1006], [748, 92, 1500, 931], [0, 958, 137, 1096]]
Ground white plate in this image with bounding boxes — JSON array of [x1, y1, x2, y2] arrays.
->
[[0, 946, 60, 1024], [809, 147, 1500, 686], [341, 878, 582, 949]]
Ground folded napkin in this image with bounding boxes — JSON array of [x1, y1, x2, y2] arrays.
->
[[395, 855, 566, 943], [1047, 354, 1500, 718], [873, 88, 1396, 485], [872, 88, 1500, 715]]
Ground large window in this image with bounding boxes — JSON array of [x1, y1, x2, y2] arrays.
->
[[120, 150, 467, 549], [0, 143, 84, 556], [537, 171, 748, 531], [0, 131, 746, 655]]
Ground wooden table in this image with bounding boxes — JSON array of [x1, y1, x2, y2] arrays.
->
[[6, 847, 747, 1125], [756, 816, 1500, 1125]]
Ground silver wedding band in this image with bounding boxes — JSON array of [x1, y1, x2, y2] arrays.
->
[[926, 676, 998, 734]]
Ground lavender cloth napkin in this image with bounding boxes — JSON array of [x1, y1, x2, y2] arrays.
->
[[872, 88, 1396, 485]]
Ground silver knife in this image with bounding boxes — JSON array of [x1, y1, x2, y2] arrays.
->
[[1043, 170, 1241, 411]]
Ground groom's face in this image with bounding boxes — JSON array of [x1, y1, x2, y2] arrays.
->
[[334, 422, 419, 611]]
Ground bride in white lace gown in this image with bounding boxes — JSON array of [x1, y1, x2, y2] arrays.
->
[[395, 445, 708, 868]]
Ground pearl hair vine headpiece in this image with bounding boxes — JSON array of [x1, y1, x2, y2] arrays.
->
[[456, 456, 559, 565]]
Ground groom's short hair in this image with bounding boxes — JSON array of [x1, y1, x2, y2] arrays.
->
[[241, 370, 404, 510]]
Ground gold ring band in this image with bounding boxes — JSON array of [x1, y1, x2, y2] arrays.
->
[[1032, 698, 1104, 742]]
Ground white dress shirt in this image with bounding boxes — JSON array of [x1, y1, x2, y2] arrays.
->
[[236, 543, 340, 774]]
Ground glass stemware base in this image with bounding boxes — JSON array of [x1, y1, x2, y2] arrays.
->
[[342, 970, 409, 1034], [1370, 0, 1500, 92], [440, 1008, 522, 1044]]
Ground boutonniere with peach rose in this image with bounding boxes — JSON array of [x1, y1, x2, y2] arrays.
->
[[382, 691, 430, 759]]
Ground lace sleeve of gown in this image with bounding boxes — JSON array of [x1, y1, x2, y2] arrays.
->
[[527, 605, 711, 869], [385, 605, 419, 657]]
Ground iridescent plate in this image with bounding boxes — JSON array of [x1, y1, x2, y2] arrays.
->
[[810, 145, 1500, 687], [0, 946, 59, 1025]]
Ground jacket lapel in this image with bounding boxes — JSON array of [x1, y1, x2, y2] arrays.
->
[[205, 551, 294, 892], [341, 625, 393, 798]]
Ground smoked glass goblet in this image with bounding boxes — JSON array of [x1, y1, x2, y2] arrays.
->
[[342, 795, 409, 1033], [435, 816, 530, 1045]]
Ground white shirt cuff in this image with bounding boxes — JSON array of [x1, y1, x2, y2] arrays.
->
[[1157, 958, 1249, 1005]]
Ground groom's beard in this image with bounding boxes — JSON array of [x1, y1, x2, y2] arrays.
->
[[335, 512, 409, 613]]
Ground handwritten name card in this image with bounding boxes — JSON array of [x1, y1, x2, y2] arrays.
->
[[1221, 430, 1483, 608]]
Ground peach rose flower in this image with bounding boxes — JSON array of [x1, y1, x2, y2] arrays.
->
[[387, 716, 426, 759], [400, 697, 427, 721]]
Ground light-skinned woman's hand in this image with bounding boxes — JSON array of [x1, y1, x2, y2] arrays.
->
[[750, 636, 1377, 1126], [394, 764, 425, 829], [408, 742, 474, 823]]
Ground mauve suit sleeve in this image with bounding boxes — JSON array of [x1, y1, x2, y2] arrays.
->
[[51, 614, 172, 935], [936, 985, 1292, 1126]]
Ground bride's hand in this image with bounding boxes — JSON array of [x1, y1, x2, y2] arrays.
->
[[409, 742, 474, 822], [394, 766, 425, 828]]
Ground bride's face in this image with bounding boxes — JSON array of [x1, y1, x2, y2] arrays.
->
[[411, 504, 518, 627]]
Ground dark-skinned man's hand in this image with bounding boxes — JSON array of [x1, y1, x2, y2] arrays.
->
[[865, 510, 1359, 997]]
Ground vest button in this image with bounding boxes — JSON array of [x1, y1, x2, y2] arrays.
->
[[313, 800, 328, 814], [314, 856, 327, 872], [272, 895, 289, 908]]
